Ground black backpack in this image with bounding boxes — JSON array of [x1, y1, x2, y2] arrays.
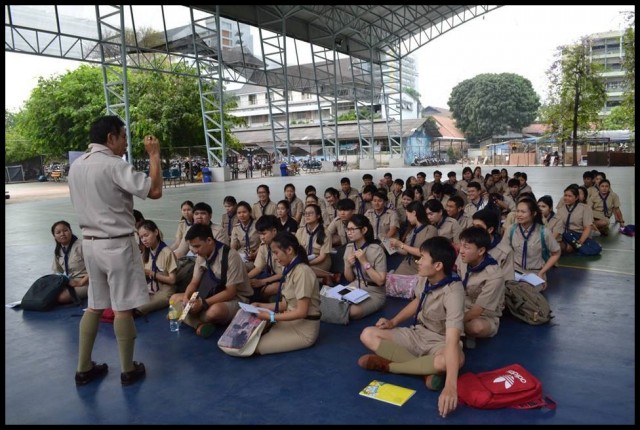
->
[[21, 274, 79, 311]]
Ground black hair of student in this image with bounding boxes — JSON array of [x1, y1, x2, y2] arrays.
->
[[537, 195, 555, 217], [324, 187, 339, 199], [448, 195, 465, 209], [373, 190, 389, 201], [139, 219, 163, 264], [362, 184, 378, 195], [257, 184, 270, 194], [180, 200, 194, 210], [362, 173, 373, 181], [472, 208, 500, 233], [596, 171, 607, 180], [507, 178, 520, 188], [89, 115, 124, 145], [304, 204, 326, 246], [193, 202, 213, 215], [417, 171, 426, 179], [599, 179, 611, 188], [434, 170, 442, 177], [513, 172, 522, 179], [223, 196, 237, 206], [519, 172, 528, 181], [305, 185, 317, 195], [384, 172, 393, 179], [447, 171, 456, 178], [577, 186, 589, 203], [133, 209, 145, 229], [517, 192, 536, 202], [255, 214, 279, 232], [563, 185, 579, 198], [582, 171, 595, 180], [185, 222, 215, 242], [430, 182, 444, 195], [336, 198, 356, 211], [277, 199, 291, 213], [51, 220, 78, 258], [419, 236, 457, 276], [413, 186, 424, 201], [284, 183, 297, 200], [490, 192, 504, 202], [236, 201, 253, 219], [424, 198, 444, 214], [491, 169, 501, 175], [516, 197, 543, 225], [272, 231, 309, 265], [462, 166, 472, 175], [305, 194, 319, 204], [459, 226, 492, 251], [340, 177, 351, 185], [402, 188, 416, 200], [393, 178, 404, 186], [406, 200, 429, 225], [442, 183, 457, 197], [348, 214, 375, 244], [467, 181, 482, 191]]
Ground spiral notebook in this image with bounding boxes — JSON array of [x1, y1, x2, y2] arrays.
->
[[359, 380, 416, 406]]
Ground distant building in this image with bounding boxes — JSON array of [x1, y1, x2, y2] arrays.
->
[[586, 30, 628, 116]]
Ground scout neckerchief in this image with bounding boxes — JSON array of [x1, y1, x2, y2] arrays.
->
[[259, 199, 271, 216], [357, 193, 365, 215], [391, 191, 401, 210], [61, 234, 78, 276], [353, 241, 370, 289], [274, 256, 301, 313], [563, 203, 578, 233], [305, 224, 319, 255], [518, 223, 535, 270], [240, 219, 254, 253], [266, 245, 274, 275], [374, 208, 387, 239], [462, 254, 498, 289], [435, 214, 448, 231], [470, 197, 486, 212], [206, 241, 224, 282], [226, 212, 236, 238], [598, 192, 610, 218], [149, 240, 168, 293], [405, 223, 428, 264], [413, 273, 461, 325], [488, 232, 501, 250]]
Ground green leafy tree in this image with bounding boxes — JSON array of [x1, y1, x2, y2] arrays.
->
[[602, 106, 629, 130], [337, 108, 380, 122], [403, 86, 422, 117], [620, 12, 635, 135], [540, 38, 607, 165], [448, 73, 540, 144], [5, 110, 37, 163]]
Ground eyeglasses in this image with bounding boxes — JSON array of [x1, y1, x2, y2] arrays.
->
[[345, 227, 361, 232]]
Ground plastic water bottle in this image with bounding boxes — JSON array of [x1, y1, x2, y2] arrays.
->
[[168, 300, 180, 332]]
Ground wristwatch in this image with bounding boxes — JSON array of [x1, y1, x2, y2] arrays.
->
[[364, 263, 372, 271]]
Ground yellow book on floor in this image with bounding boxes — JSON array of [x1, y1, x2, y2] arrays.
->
[[359, 380, 416, 406]]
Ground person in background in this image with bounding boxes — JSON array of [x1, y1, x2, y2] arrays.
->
[[426, 199, 461, 244], [389, 201, 437, 275], [284, 183, 304, 224], [471, 208, 515, 284], [446, 195, 472, 235], [221, 196, 238, 241], [68, 116, 162, 386], [50, 220, 89, 304], [365, 190, 399, 241], [276, 199, 299, 233], [133, 209, 146, 253], [252, 184, 277, 220], [323, 187, 340, 227], [358, 236, 465, 418], [296, 203, 332, 275], [230, 201, 260, 270], [361, 173, 374, 192], [590, 179, 625, 237], [554, 185, 594, 255], [136, 220, 177, 316], [251, 231, 321, 355], [537, 195, 562, 243], [174, 202, 229, 258], [247, 215, 283, 301], [169, 200, 194, 252]]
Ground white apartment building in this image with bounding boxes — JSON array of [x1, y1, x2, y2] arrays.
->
[[587, 30, 627, 116]]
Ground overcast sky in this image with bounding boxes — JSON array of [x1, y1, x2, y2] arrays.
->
[[4, 5, 634, 112]]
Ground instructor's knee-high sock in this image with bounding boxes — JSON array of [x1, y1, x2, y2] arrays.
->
[[77, 311, 101, 372], [375, 339, 417, 362], [114, 316, 137, 373], [389, 354, 437, 375]]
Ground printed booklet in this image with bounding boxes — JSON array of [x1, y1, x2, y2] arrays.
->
[[359, 380, 416, 406]]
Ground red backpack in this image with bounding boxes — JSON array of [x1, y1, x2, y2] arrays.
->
[[457, 364, 556, 410]]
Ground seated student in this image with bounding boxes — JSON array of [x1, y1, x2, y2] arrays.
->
[[426, 199, 461, 244], [502, 191, 536, 236], [515, 171, 533, 196], [537, 195, 562, 243], [426, 182, 448, 205], [554, 185, 594, 255], [247, 215, 283, 301], [501, 197, 561, 290], [326, 198, 356, 248], [340, 177, 361, 208], [590, 179, 625, 236], [577, 185, 589, 205], [463, 181, 490, 219], [387, 178, 404, 212], [455, 226, 505, 349], [283, 183, 304, 224], [323, 187, 340, 227], [136, 220, 177, 316], [50, 220, 89, 304], [389, 201, 437, 275], [360, 173, 374, 193], [343, 215, 388, 320], [275, 199, 299, 233], [170, 223, 252, 338], [365, 190, 399, 241], [230, 201, 260, 270], [495, 178, 520, 222], [296, 204, 332, 275], [251, 231, 321, 355], [299, 193, 320, 229], [358, 236, 465, 418], [413, 184, 425, 204], [221, 196, 238, 242], [134, 209, 146, 254], [446, 195, 472, 235], [358, 184, 377, 216], [305, 184, 327, 215], [471, 209, 515, 283], [174, 202, 229, 258], [169, 200, 194, 252], [582, 170, 598, 201], [397, 189, 416, 240], [252, 184, 277, 220]]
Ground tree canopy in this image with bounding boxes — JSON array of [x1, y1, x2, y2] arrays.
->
[[447, 73, 540, 143]]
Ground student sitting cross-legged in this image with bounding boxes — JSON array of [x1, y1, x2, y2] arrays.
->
[[247, 215, 283, 301], [358, 236, 465, 418]]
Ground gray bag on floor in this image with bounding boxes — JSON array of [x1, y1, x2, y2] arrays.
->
[[320, 295, 350, 325]]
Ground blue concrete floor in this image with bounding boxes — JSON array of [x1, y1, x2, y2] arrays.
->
[[4, 165, 635, 424]]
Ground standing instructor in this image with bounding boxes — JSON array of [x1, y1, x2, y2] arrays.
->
[[68, 115, 162, 386]]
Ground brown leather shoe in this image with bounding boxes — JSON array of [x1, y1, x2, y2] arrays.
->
[[121, 361, 146, 386], [357, 354, 391, 372], [75, 361, 108, 385]]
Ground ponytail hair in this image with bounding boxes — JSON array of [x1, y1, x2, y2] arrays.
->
[[272, 231, 309, 265]]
